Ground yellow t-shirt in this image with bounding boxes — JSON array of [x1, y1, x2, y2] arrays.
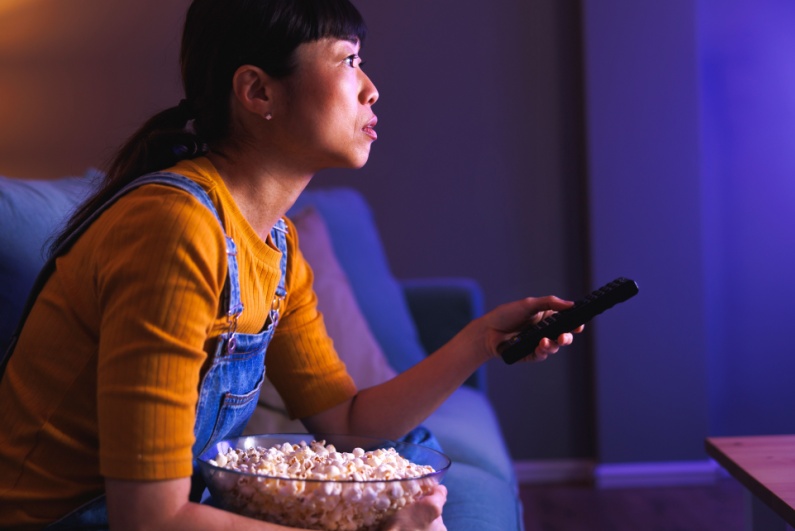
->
[[0, 157, 356, 528]]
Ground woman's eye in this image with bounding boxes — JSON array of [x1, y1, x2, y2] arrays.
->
[[344, 54, 363, 68]]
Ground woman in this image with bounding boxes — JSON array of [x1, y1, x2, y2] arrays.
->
[[0, 0, 578, 529]]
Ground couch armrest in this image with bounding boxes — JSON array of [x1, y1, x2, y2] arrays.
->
[[400, 277, 487, 391]]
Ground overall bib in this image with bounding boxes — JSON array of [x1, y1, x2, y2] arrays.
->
[[0, 172, 286, 529]]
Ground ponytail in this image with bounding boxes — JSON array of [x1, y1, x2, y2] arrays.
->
[[49, 102, 205, 254]]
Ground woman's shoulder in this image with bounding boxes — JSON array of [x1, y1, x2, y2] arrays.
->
[[79, 181, 227, 272], [108, 158, 226, 235], [113, 180, 222, 230]]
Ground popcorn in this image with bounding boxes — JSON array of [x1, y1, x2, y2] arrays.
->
[[205, 439, 439, 531]]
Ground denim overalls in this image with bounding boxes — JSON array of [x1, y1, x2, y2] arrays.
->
[[0, 172, 286, 529]]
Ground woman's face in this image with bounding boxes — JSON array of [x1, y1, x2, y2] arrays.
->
[[272, 37, 379, 171]]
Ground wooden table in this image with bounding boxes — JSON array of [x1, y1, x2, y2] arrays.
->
[[706, 435, 795, 530]]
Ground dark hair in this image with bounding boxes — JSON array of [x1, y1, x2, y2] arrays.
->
[[51, 0, 366, 252]]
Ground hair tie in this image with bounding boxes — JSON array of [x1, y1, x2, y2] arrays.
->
[[177, 98, 196, 120], [172, 139, 208, 159]]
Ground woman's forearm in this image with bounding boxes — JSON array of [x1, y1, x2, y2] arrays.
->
[[106, 477, 308, 531], [303, 295, 576, 440], [345, 319, 489, 439]]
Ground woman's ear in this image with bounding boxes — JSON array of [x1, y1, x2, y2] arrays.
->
[[231, 64, 274, 119]]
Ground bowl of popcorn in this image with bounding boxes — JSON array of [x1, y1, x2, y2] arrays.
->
[[197, 433, 451, 531]]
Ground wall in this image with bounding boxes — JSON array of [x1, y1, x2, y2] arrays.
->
[[0, 0, 188, 178], [581, 0, 710, 463], [700, 0, 795, 437], [582, 0, 795, 465]]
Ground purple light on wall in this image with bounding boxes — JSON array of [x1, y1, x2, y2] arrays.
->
[[700, 0, 795, 435]]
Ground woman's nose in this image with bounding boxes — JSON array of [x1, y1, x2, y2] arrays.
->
[[360, 72, 379, 106]]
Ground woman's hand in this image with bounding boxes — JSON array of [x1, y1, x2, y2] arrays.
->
[[474, 295, 583, 363], [380, 485, 447, 531]]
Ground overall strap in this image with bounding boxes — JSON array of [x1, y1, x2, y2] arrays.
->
[[272, 218, 288, 298], [0, 172, 236, 377], [267, 218, 289, 328]]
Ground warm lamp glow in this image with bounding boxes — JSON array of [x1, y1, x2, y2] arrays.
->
[[0, 0, 28, 17], [0, 0, 187, 178], [0, 0, 54, 53]]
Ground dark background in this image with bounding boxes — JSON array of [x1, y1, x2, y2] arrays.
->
[[1, 0, 792, 464]]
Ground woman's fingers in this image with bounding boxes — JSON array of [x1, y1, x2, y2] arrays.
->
[[381, 484, 447, 530], [524, 330, 580, 362]]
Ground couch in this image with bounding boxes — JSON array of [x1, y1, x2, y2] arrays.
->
[[0, 172, 524, 531]]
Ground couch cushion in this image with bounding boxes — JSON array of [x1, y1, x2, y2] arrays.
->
[[290, 206, 397, 388], [289, 188, 427, 373], [0, 173, 98, 352], [424, 386, 517, 485]]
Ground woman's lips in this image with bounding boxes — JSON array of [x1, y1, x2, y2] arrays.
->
[[363, 116, 378, 140]]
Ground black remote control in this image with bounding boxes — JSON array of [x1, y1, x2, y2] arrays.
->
[[499, 277, 639, 364]]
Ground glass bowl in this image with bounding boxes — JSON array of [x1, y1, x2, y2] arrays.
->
[[197, 433, 451, 531]]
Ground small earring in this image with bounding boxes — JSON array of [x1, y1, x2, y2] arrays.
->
[[265, 112, 273, 121]]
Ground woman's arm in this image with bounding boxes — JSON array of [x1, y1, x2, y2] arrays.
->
[[106, 477, 446, 531], [106, 477, 295, 530], [303, 295, 579, 440]]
